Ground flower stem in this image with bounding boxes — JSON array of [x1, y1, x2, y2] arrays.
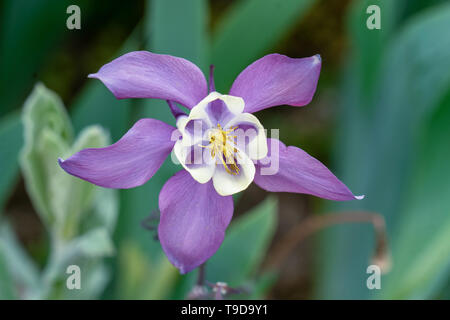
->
[[197, 263, 206, 286], [187, 264, 208, 299], [267, 211, 390, 273]]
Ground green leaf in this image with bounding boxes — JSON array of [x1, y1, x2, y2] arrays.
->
[[35, 128, 69, 229], [18, 82, 118, 299], [21, 84, 110, 240], [147, 0, 208, 72], [82, 187, 118, 234], [40, 228, 115, 299], [21, 83, 73, 147], [0, 113, 23, 212], [379, 91, 450, 299], [68, 228, 115, 258], [0, 0, 73, 116], [212, 0, 315, 92], [117, 241, 178, 299], [346, 0, 403, 99], [0, 222, 40, 297], [206, 197, 278, 287], [20, 83, 73, 226]]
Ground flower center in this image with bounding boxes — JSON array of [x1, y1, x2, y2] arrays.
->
[[200, 124, 240, 175]]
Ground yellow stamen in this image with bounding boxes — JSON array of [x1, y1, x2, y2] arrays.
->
[[198, 124, 240, 175]]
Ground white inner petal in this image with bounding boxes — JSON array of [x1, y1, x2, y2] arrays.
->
[[187, 91, 222, 122], [173, 91, 266, 195], [212, 149, 256, 196], [225, 113, 268, 160], [218, 95, 244, 115], [173, 139, 215, 184]]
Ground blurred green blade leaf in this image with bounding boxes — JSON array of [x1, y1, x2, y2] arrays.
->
[[380, 91, 450, 299], [0, 0, 73, 116], [117, 241, 178, 299], [206, 197, 278, 287], [147, 0, 208, 71], [347, 0, 403, 98], [0, 113, 23, 212], [212, 0, 315, 91]]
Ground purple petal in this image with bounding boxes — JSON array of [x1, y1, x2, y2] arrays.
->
[[205, 98, 235, 126], [184, 118, 209, 139], [59, 119, 176, 189], [158, 170, 233, 273], [229, 54, 321, 113], [254, 139, 364, 201], [89, 51, 207, 109]]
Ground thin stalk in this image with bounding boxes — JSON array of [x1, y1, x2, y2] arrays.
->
[[267, 211, 391, 273], [197, 263, 206, 286]]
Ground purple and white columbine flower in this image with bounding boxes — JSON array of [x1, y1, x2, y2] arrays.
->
[[59, 51, 363, 273]]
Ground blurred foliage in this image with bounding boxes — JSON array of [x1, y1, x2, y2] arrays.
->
[[211, 0, 315, 92], [1, 84, 117, 299], [110, 0, 208, 300], [315, 0, 450, 299], [0, 113, 22, 211], [0, 0, 449, 300], [0, 0, 70, 117], [207, 197, 278, 287]]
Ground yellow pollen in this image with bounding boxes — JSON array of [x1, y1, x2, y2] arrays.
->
[[199, 124, 240, 175]]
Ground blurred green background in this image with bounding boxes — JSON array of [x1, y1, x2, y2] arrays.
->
[[0, 0, 449, 299]]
